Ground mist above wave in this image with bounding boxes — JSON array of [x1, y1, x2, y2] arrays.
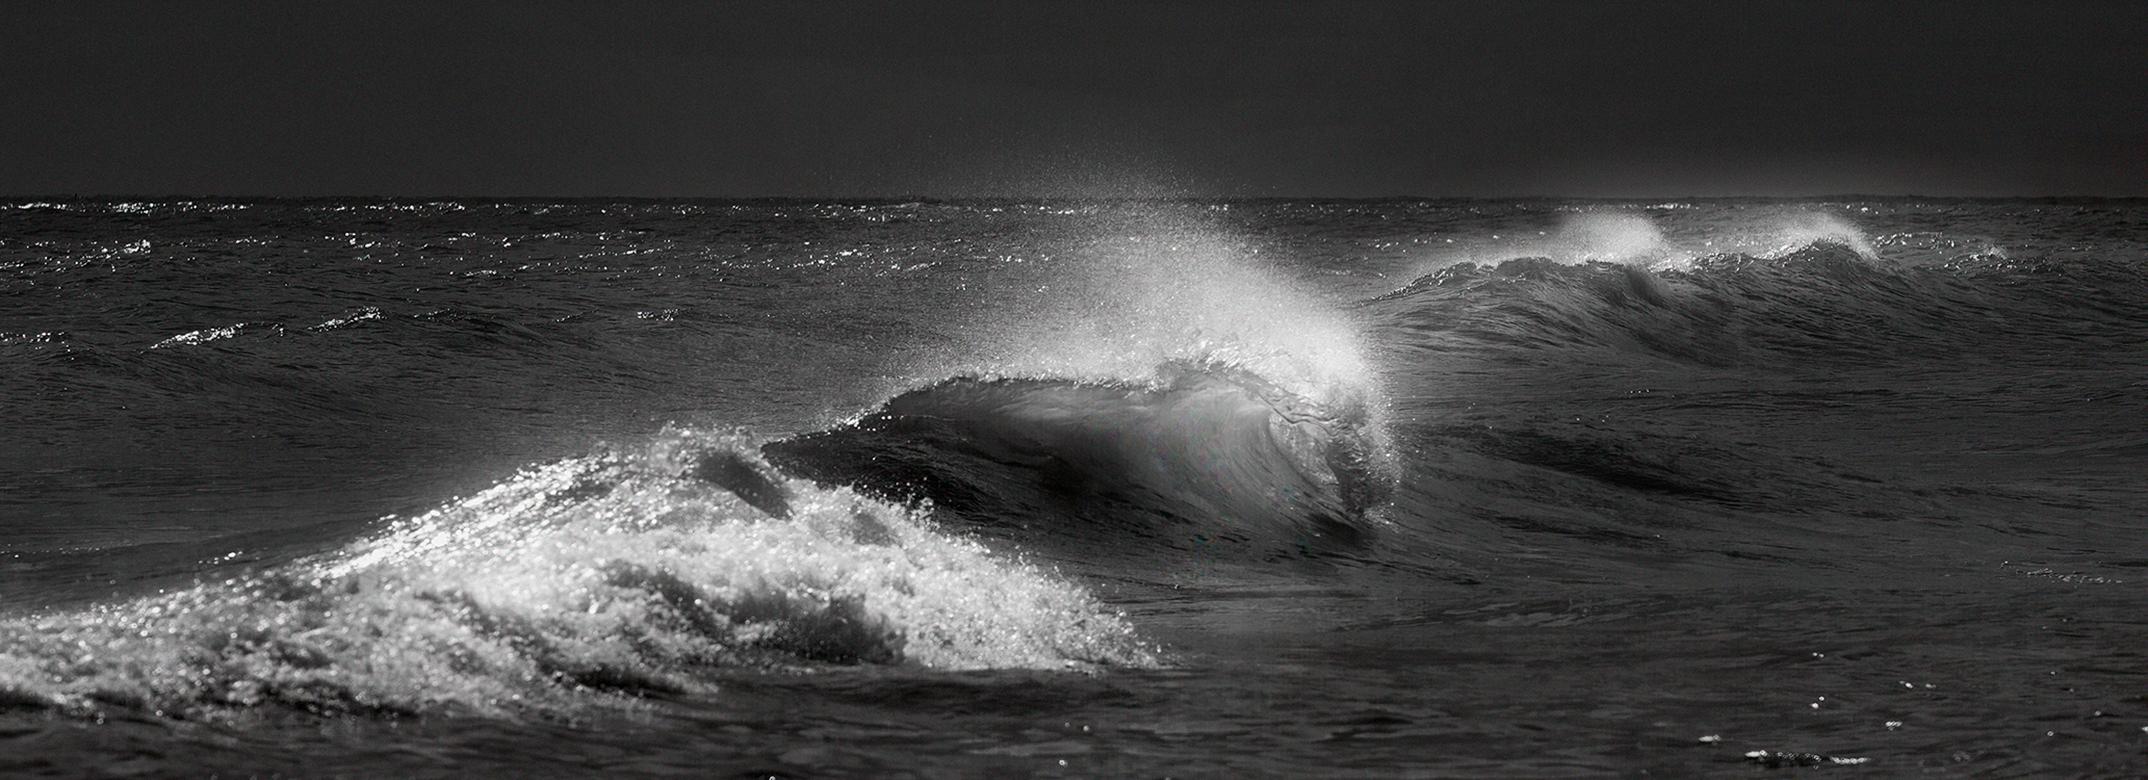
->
[[906, 224, 1386, 434]]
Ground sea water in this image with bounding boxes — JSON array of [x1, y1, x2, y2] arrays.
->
[[2, 198, 2144, 776]]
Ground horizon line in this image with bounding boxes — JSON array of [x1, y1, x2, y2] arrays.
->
[[6, 192, 2146, 202]]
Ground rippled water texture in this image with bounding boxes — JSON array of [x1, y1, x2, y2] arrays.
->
[[3, 198, 2145, 776]]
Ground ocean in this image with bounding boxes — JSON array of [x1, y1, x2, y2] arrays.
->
[[2, 197, 2143, 777]]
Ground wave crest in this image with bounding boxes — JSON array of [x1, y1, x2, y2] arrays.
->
[[765, 362, 1395, 559], [1365, 238, 2099, 365]]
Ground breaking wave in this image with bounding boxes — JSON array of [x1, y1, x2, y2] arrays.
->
[[0, 208, 1404, 722], [765, 360, 1393, 559], [0, 432, 1154, 720]]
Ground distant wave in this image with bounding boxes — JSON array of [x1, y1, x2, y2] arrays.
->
[[1408, 210, 1880, 271], [1364, 239, 2145, 366]]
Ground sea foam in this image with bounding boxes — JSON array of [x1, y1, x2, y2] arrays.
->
[[0, 430, 1154, 719]]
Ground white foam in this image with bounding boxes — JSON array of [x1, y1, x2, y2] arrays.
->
[[0, 429, 1154, 718], [150, 323, 249, 349], [309, 307, 384, 331]]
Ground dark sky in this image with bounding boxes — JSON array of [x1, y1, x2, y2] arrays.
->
[[4, 0, 2143, 197]]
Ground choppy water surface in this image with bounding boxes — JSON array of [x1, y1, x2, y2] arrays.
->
[[3, 198, 2145, 776]]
